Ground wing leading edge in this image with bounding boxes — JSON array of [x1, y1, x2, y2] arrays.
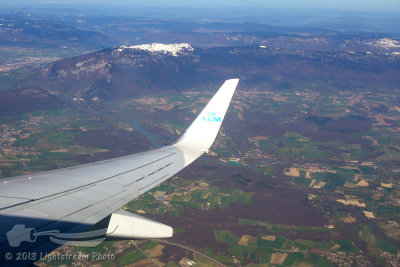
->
[[0, 79, 239, 266]]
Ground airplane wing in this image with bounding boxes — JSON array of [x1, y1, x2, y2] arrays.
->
[[0, 79, 239, 266]]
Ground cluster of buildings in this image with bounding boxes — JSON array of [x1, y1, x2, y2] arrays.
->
[[0, 116, 44, 164], [302, 163, 337, 173], [310, 248, 370, 267]]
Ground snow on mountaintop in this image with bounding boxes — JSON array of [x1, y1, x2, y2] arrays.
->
[[116, 43, 194, 56], [369, 38, 400, 49]]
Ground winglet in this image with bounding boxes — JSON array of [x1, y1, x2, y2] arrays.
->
[[173, 79, 239, 165]]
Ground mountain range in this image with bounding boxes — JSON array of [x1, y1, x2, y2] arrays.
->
[[0, 43, 399, 115]]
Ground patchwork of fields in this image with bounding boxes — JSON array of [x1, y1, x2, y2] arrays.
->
[[1, 85, 399, 266]]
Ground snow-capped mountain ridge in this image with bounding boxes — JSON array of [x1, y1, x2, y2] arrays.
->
[[116, 43, 194, 56], [369, 38, 400, 49]]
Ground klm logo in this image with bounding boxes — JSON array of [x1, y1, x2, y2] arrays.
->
[[202, 112, 221, 123]]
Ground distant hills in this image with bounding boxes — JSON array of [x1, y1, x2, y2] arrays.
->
[[39, 44, 400, 96], [0, 42, 398, 116], [0, 11, 399, 72], [0, 13, 112, 55]]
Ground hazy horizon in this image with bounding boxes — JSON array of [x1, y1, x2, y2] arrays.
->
[[0, 0, 399, 14]]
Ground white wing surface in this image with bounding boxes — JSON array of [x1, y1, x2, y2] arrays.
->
[[0, 79, 239, 266]]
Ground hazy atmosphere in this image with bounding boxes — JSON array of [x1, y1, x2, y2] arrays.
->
[[1, 0, 400, 12]]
